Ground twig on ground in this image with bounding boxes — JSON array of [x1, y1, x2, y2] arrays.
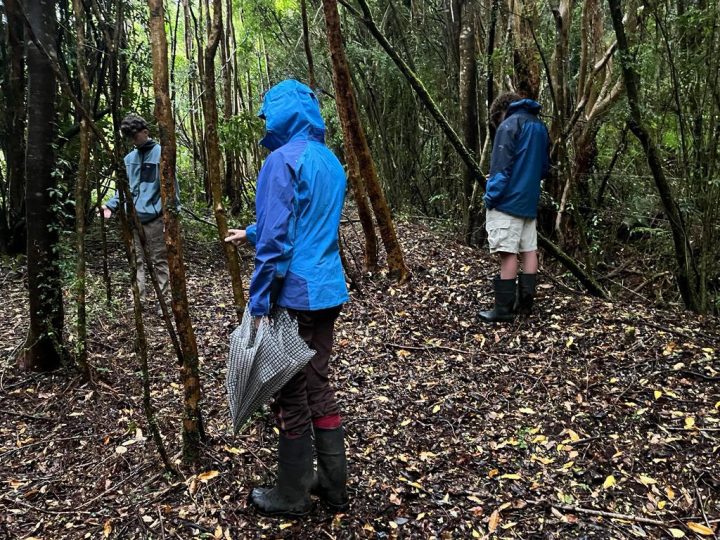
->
[[386, 342, 470, 355], [530, 500, 667, 526]]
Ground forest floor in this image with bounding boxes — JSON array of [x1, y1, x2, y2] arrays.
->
[[1, 218, 719, 540]]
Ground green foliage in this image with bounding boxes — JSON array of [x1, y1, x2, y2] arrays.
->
[[219, 113, 264, 153]]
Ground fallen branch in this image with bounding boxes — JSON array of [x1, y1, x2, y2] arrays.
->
[[386, 343, 471, 355], [531, 500, 666, 526]]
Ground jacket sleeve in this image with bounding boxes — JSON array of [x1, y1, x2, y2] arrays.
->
[[245, 223, 257, 247], [107, 154, 134, 213], [105, 189, 120, 212], [484, 120, 518, 209], [248, 153, 295, 316]]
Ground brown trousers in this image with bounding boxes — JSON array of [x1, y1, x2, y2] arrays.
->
[[271, 306, 342, 436]]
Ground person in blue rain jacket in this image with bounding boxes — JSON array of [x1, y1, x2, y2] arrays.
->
[[479, 94, 550, 322], [225, 79, 349, 518]]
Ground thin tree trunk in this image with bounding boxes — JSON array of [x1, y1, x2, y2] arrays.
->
[[2, 0, 27, 255], [20, 0, 64, 371], [115, 179, 176, 475], [459, 0, 479, 243], [72, 0, 92, 378], [148, 0, 205, 462], [608, 0, 703, 312], [301, 0, 317, 89], [202, 0, 246, 322], [322, 0, 409, 281]]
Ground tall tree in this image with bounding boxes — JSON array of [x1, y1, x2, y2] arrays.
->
[[300, 0, 317, 89], [458, 0, 480, 243], [148, 0, 204, 462], [20, 0, 64, 371], [72, 0, 92, 377], [202, 0, 247, 321], [0, 0, 27, 255], [608, 0, 703, 312], [322, 0, 410, 281]]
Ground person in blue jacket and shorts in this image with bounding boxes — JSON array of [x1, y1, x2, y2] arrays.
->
[[225, 80, 349, 517], [479, 93, 550, 322]]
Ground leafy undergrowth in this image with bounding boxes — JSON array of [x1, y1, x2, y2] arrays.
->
[[1, 220, 718, 540]]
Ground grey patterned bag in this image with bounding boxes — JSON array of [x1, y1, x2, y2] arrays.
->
[[226, 305, 315, 433]]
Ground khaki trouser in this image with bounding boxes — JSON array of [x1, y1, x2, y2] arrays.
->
[[132, 216, 169, 301]]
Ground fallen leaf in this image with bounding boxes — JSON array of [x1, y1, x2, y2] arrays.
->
[[499, 473, 521, 480], [488, 510, 500, 533], [603, 475, 617, 489], [103, 520, 112, 538], [687, 522, 714, 536], [668, 528, 685, 538], [638, 474, 657, 486], [197, 470, 220, 482]]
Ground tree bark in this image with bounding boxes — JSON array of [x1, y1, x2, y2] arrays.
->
[[72, 0, 92, 378], [148, 0, 205, 462], [300, 0, 317, 89], [322, 0, 409, 281], [202, 0, 247, 322], [511, 0, 540, 100], [608, 0, 702, 312], [20, 0, 65, 371], [1, 0, 27, 255], [459, 0, 479, 243]]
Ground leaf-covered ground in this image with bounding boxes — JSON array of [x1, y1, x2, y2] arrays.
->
[[1, 220, 718, 539]]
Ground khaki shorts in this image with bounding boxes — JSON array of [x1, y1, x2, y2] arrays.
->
[[486, 209, 537, 254]]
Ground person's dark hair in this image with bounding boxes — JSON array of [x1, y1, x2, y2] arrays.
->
[[489, 92, 521, 128], [120, 114, 150, 138]]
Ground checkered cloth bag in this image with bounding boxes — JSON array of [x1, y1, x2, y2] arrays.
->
[[226, 305, 316, 433]]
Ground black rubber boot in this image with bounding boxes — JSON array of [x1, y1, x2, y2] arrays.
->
[[517, 273, 537, 315], [249, 431, 314, 518], [311, 426, 349, 512], [479, 277, 516, 322]]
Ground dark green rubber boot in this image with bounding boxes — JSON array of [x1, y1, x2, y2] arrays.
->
[[479, 277, 517, 322], [517, 273, 537, 315], [312, 426, 349, 512], [249, 431, 314, 518]]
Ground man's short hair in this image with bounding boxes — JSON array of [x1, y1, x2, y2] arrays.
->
[[489, 92, 521, 128], [120, 114, 150, 138]]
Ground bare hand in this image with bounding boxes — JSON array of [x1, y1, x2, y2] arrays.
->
[[100, 206, 112, 219], [225, 229, 247, 246]]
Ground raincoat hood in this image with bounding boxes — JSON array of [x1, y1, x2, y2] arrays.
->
[[259, 80, 326, 151], [506, 98, 542, 117]]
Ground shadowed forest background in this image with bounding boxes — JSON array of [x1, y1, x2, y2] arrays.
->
[[0, 0, 719, 538]]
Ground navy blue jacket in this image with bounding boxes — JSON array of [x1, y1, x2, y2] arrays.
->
[[246, 80, 348, 316], [484, 99, 550, 219]]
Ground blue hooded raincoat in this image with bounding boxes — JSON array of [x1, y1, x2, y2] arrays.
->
[[484, 99, 550, 219], [246, 80, 349, 316]]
